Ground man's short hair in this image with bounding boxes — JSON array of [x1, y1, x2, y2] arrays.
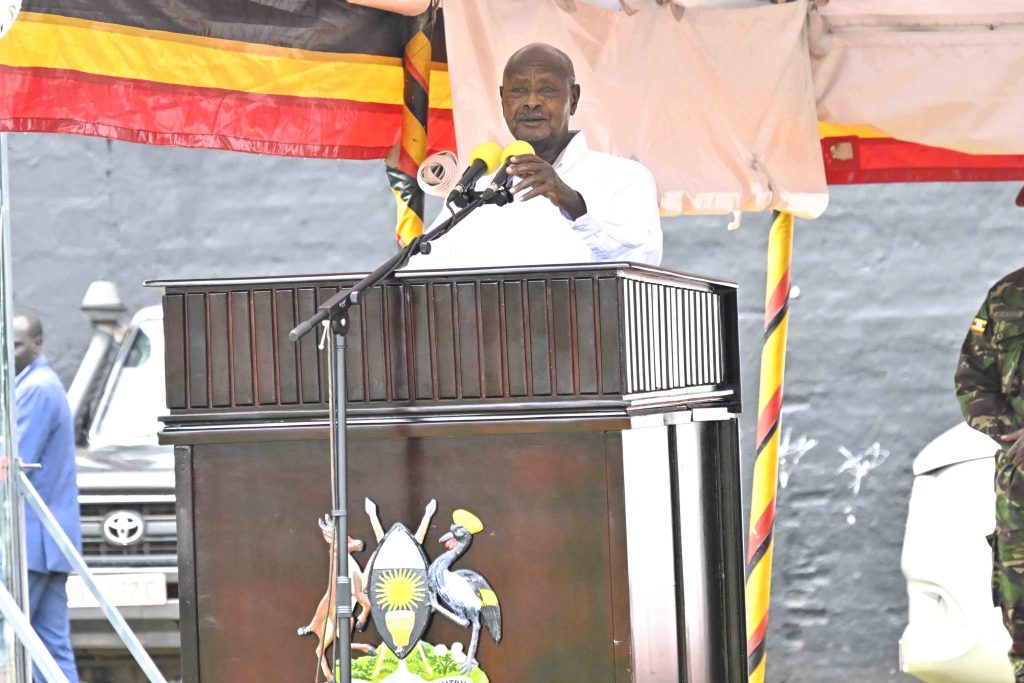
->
[[14, 310, 43, 341], [504, 43, 576, 88]]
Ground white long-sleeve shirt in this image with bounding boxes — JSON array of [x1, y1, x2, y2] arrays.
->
[[407, 132, 663, 269]]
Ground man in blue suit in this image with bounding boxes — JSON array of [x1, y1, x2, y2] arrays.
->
[[14, 311, 81, 682]]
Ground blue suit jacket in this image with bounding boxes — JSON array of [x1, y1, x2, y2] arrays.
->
[[15, 356, 82, 574]]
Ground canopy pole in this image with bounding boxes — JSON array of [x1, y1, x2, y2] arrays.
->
[[745, 211, 794, 683]]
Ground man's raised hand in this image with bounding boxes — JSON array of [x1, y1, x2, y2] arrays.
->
[[507, 154, 586, 220]]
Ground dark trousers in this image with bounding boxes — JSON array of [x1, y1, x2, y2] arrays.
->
[[28, 570, 78, 682]]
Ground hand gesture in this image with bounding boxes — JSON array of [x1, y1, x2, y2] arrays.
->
[[506, 154, 586, 220]]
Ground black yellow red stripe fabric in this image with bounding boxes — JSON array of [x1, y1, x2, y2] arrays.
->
[[745, 212, 794, 683], [392, 13, 431, 246], [820, 124, 1024, 184], [0, 3, 455, 159]]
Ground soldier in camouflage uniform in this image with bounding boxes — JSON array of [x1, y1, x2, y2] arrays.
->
[[956, 266, 1024, 681]]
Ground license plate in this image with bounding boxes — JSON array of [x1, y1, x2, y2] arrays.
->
[[66, 573, 167, 609]]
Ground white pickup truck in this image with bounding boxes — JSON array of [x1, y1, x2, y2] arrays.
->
[[64, 283, 179, 682]]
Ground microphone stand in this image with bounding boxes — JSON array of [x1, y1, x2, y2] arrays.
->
[[289, 190, 496, 683]]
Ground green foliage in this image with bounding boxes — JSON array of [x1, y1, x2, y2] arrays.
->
[[351, 653, 375, 682], [406, 642, 460, 677], [349, 642, 489, 682], [350, 646, 397, 682]]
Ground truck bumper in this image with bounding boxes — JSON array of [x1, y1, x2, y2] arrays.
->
[[70, 601, 180, 651]]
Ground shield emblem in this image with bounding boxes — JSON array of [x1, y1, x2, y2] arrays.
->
[[367, 523, 432, 658]]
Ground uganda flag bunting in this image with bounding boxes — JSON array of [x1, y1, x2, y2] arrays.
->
[[819, 123, 1024, 185], [0, 1, 455, 159]]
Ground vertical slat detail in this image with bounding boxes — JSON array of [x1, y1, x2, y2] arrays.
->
[[207, 293, 231, 407], [685, 289, 695, 387], [526, 280, 551, 396], [163, 294, 187, 409], [252, 290, 277, 405], [598, 277, 620, 395], [362, 287, 387, 402], [410, 284, 433, 400], [432, 284, 457, 400], [347, 291, 367, 403], [574, 277, 598, 395], [456, 282, 481, 399], [229, 291, 254, 406], [296, 288, 321, 404], [501, 280, 528, 397], [185, 293, 209, 408], [274, 289, 299, 405], [479, 282, 503, 398], [385, 284, 409, 401], [160, 270, 738, 416], [551, 279, 575, 396]]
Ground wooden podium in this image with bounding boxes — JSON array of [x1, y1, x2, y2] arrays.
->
[[153, 263, 747, 683]]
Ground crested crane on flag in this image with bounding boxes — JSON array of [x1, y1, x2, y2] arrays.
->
[[0, 1, 455, 159]]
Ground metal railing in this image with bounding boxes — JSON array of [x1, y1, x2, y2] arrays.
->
[[0, 575, 68, 682], [18, 471, 167, 683]]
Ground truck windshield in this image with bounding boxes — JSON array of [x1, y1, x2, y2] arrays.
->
[[90, 317, 166, 447]]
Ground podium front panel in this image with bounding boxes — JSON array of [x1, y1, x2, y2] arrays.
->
[[152, 264, 746, 683]]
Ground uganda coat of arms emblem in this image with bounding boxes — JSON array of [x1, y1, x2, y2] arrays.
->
[[299, 499, 500, 683]]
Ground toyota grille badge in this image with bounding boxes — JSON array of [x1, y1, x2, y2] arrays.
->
[[102, 510, 145, 546]]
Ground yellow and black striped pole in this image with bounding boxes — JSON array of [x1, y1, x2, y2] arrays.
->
[[745, 211, 794, 683], [386, 7, 433, 247]]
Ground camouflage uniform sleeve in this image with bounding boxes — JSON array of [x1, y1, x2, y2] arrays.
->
[[955, 298, 1019, 438]]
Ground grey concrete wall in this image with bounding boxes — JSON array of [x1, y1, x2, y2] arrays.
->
[[8, 131, 1022, 682]]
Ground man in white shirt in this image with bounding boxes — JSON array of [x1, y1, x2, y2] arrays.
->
[[410, 42, 662, 269]]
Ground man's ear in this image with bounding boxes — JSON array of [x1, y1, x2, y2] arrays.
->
[[499, 85, 504, 101], [569, 84, 581, 115]]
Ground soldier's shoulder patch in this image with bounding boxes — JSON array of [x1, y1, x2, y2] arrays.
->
[[971, 317, 988, 334]]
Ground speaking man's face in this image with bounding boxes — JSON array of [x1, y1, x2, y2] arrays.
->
[[500, 64, 579, 148]]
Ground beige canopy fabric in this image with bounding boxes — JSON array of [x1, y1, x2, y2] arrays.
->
[[813, 1, 1024, 156], [570, 0, 763, 11], [440, 0, 829, 218]]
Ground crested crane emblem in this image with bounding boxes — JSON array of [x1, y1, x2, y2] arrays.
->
[[427, 509, 502, 675]]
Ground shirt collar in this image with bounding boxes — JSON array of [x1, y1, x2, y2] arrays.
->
[[15, 355, 47, 386], [553, 131, 589, 173]]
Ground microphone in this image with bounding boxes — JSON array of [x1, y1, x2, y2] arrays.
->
[[446, 141, 503, 205], [480, 140, 536, 203]]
